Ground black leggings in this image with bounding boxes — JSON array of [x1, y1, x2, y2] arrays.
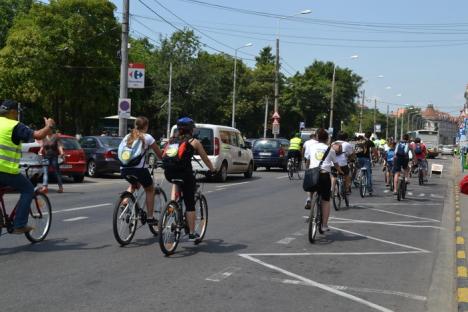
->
[[165, 171, 196, 212]]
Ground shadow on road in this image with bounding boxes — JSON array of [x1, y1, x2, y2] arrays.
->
[[313, 230, 366, 245], [0, 238, 111, 256], [164, 238, 248, 258]]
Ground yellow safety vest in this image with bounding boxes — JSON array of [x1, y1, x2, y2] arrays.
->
[[289, 137, 302, 151], [0, 117, 21, 174]]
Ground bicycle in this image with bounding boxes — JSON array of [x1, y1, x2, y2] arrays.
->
[[0, 165, 52, 243], [396, 174, 407, 201], [332, 172, 349, 210], [307, 192, 323, 243], [287, 157, 302, 180], [416, 159, 427, 185], [112, 164, 167, 246], [158, 169, 209, 256], [357, 167, 369, 198]]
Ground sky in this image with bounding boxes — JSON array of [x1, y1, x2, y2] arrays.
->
[[109, 0, 468, 116]]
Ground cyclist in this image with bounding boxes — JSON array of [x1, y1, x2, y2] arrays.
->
[[163, 117, 215, 242], [0, 99, 55, 233], [288, 133, 303, 170], [355, 131, 375, 195], [303, 133, 318, 169], [120, 117, 163, 225], [333, 132, 354, 194], [393, 134, 411, 195], [411, 137, 428, 181], [385, 141, 396, 187], [304, 128, 343, 232]]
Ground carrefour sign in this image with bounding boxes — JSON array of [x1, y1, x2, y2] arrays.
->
[[128, 63, 145, 89]]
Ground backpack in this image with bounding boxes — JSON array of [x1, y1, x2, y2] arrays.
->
[[415, 143, 423, 155], [118, 134, 146, 167], [396, 142, 409, 157], [162, 137, 194, 173], [386, 149, 395, 162], [354, 139, 367, 155]]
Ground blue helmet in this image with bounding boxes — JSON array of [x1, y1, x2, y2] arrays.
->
[[176, 117, 195, 131]]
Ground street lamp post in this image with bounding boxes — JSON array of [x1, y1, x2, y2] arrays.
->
[[329, 55, 358, 133], [274, 9, 311, 137], [232, 43, 252, 128]]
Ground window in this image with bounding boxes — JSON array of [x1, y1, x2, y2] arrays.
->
[[219, 131, 230, 144], [61, 138, 81, 150], [194, 128, 214, 155], [98, 137, 121, 148], [229, 132, 239, 147]]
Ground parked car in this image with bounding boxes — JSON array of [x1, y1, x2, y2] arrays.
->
[[20, 140, 43, 184], [441, 145, 454, 155], [252, 138, 290, 171], [54, 135, 86, 182], [80, 136, 122, 177], [170, 124, 254, 182]]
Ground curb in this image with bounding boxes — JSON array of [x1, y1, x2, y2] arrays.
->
[[455, 165, 468, 310]]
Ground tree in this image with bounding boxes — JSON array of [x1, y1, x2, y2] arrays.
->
[[0, 0, 33, 48]]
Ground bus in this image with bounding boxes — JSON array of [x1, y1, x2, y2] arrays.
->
[[407, 129, 439, 158]]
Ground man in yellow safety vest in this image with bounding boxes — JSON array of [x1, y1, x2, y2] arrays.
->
[[0, 100, 55, 233], [288, 133, 303, 169]]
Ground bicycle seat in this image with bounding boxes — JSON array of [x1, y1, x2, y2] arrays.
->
[[171, 179, 184, 186]]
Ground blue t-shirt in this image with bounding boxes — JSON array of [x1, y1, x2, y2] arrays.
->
[[386, 149, 395, 163], [11, 123, 34, 145]]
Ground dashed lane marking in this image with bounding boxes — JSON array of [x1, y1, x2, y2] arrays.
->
[[276, 237, 296, 244], [53, 203, 112, 214], [205, 267, 241, 282], [63, 216, 88, 222], [215, 182, 250, 188], [368, 208, 440, 222], [276, 175, 289, 179], [407, 191, 413, 196]]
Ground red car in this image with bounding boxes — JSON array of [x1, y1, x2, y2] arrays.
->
[[50, 135, 86, 183]]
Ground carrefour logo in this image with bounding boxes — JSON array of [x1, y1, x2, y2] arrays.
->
[[129, 70, 143, 79]]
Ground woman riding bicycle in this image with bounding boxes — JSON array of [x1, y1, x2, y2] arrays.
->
[[120, 117, 163, 225], [163, 117, 215, 242]]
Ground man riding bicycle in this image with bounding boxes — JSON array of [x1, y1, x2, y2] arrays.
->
[[162, 117, 215, 242], [333, 132, 354, 194], [355, 131, 375, 195], [288, 133, 303, 170], [0, 99, 55, 233], [393, 134, 411, 195], [411, 137, 428, 181]]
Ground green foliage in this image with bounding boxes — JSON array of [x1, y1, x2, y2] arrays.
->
[[0, 0, 33, 48]]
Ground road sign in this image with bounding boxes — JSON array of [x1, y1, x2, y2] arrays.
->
[[118, 98, 131, 118], [375, 124, 381, 133], [272, 122, 280, 135], [128, 63, 145, 89]]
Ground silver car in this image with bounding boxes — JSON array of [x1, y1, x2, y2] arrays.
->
[[440, 145, 454, 155]]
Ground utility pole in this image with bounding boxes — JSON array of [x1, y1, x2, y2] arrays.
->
[[232, 50, 238, 128], [329, 64, 336, 131], [166, 62, 172, 139], [373, 99, 377, 135], [263, 97, 269, 138], [400, 112, 404, 140], [274, 37, 279, 138], [385, 104, 389, 139], [359, 89, 365, 133], [394, 113, 398, 140], [118, 0, 129, 137]]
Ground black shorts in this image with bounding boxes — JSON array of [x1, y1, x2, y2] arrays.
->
[[164, 170, 196, 212], [288, 150, 302, 162], [308, 172, 331, 201], [393, 157, 409, 173], [121, 167, 153, 188], [331, 165, 350, 177]]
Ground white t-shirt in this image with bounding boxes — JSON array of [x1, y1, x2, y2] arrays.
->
[[303, 139, 318, 160], [334, 140, 353, 167], [307, 142, 337, 173], [122, 133, 155, 169]]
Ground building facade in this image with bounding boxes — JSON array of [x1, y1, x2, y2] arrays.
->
[[421, 104, 458, 145]]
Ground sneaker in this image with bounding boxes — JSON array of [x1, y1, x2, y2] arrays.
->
[[12, 225, 34, 234], [57, 188, 64, 193], [188, 233, 200, 242], [393, 191, 397, 195], [304, 200, 311, 210], [321, 225, 330, 232]]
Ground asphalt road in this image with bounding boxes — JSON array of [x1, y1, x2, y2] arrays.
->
[[0, 157, 455, 312]]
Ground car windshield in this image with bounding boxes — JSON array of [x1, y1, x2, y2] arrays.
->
[[253, 140, 280, 149], [172, 128, 214, 155], [99, 137, 122, 148], [61, 138, 81, 150]]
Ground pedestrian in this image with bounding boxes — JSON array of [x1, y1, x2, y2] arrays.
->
[[39, 132, 65, 193]]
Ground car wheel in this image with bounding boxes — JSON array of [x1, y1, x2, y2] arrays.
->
[[73, 174, 85, 183], [244, 162, 253, 178], [216, 163, 228, 182], [253, 165, 257, 171], [87, 160, 98, 178]]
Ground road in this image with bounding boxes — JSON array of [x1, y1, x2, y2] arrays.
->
[[0, 157, 455, 312]]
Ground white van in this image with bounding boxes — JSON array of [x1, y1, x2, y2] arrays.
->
[[170, 124, 254, 182]]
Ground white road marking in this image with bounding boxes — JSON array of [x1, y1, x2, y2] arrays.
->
[[291, 230, 307, 236], [276, 237, 296, 244], [205, 191, 214, 194], [369, 208, 440, 222], [53, 203, 112, 214], [63, 216, 88, 222], [419, 193, 425, 197], [358, 203, 440, 206], [329, 226, 430, 253], [241, 251, 424, 257], [276, 175, 289, 179], [430, 194, 444, 199], [329, 217, 442, 229], [240, 254, 394, 312], [215, 182, 250, 188], [407, 192, 413, 196], [278, 279, 427, 302], [205, 267, 241, 282], [384, 190, 390, 193]]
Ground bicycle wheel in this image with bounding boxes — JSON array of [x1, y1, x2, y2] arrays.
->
[[193, 194, 208, 244], [397, 180, 402, 201], [359, 174, 367, 198], [25, 193, 52, 243], [287, 160, 294, 180], [308, 194, 320, 243], [332, 181, 341, 211], [402, 179, 407, 199], [418, 169, 424, 185], [158, 200, 181, 256], [342, 181, 349, 208], [113, 193, 138, 246], [148, 187, 167, 236]]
